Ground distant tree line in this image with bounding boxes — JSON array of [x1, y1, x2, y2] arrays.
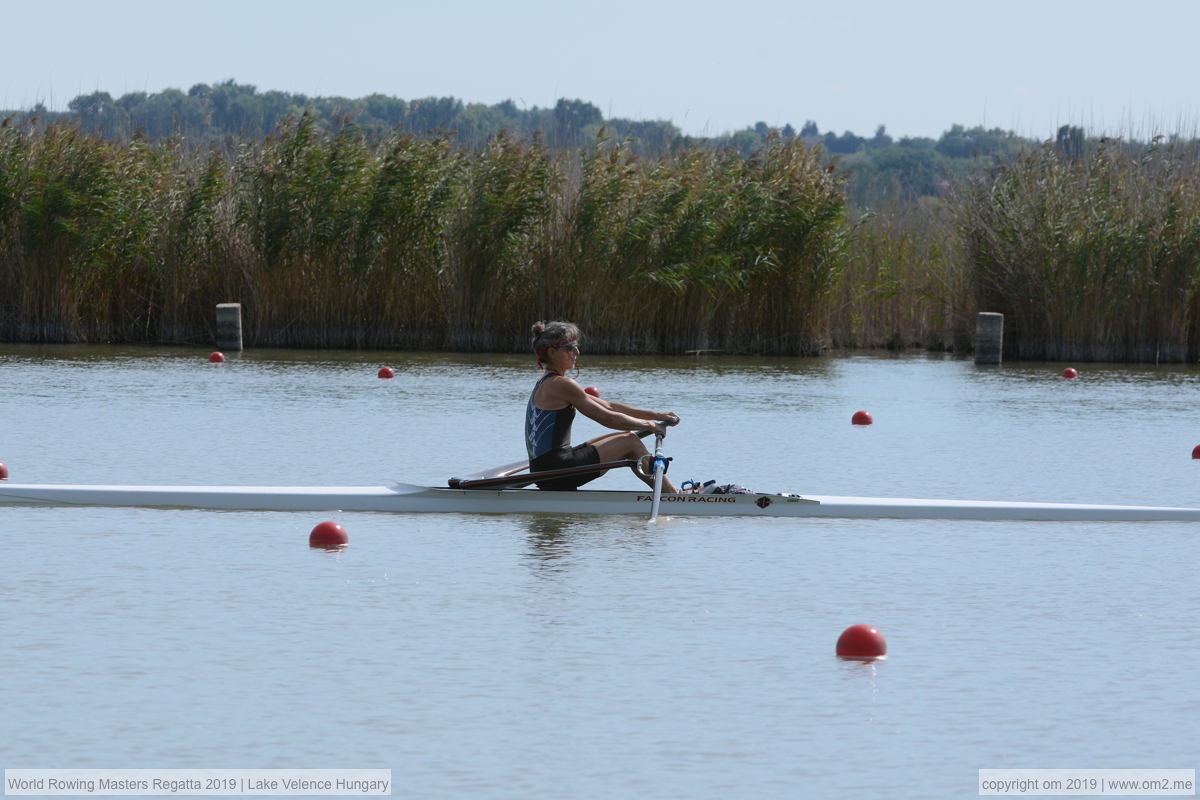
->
[[4, 80, 1128, 209], [4, 81, 683, 155]]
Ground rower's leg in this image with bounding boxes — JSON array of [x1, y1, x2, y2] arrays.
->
[[588, 432, 678, 493]]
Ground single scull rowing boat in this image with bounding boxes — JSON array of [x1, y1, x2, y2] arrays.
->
[[2, 481, 1199, 521]]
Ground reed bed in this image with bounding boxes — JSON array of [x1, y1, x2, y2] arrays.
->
[[830, 199, 969, 352], [5, 117, 1200, 361], [957, 140, 1200, 361], [550, 135, 849, 353], [0, 119, 849, 354]]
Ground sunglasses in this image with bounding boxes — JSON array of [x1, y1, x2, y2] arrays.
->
[[555, 343, 580, 353]]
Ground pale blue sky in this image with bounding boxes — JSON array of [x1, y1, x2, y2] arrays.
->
[[5, 0, 1198, 140]]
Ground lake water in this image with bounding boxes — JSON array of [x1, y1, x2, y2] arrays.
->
[[1, 345, 1197, 799]]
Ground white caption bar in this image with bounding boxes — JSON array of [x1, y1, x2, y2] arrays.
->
[[980, 770, 1195, 796], [4, 770, 391, 796]]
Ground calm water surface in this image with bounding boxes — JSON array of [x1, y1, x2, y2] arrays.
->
[[1, 345, 1197, 799]]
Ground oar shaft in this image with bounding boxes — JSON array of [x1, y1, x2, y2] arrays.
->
[[648, 432, 666, 522]]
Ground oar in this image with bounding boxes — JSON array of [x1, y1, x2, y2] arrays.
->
[[648, 429, 672, 523]]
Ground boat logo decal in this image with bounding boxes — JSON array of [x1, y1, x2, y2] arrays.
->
[[755, 496, 772, 509], [636, 494, 737, 504]]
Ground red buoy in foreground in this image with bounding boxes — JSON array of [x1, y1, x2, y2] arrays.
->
[[1062, 367, 1078, 380], [378, 366, 395, 379], [1192, 445, 1200, 460], [209, 351, 225, 363], [0, 462, 8, 480], [309, 521, 349, 549], [584, 386, 600, 397], [836, 624, 887, 661], [851, 410, 873, 426]]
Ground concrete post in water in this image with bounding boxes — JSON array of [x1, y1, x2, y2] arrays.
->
[[216, 303, 243, 352], [975, 312, 1003, 364]]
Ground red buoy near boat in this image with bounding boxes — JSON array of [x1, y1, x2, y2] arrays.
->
[[309, 521, 349, 549], [378, 366, 395, 379], [1192, 445, 1200, 460], [0, 462, 8, 480], [584, 386, 600, 397], [851, 410, 873, 426], [1062, 367, 1078, 380], [836, 624, 887, 660], [209, 351, 225, 363]]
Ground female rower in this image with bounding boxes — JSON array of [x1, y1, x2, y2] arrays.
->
[[526, 320, 680, 492]]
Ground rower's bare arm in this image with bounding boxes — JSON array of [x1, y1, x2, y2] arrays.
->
[[606, 399, 680, 426], [553, 380, 662, 432]]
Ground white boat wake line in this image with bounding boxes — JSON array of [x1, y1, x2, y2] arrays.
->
[[2, 481, 1200, 521]]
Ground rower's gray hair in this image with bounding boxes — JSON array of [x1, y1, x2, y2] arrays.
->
[[531, 320, 581, 366]]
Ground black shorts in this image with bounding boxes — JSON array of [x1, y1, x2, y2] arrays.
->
[[530, 443, 602, 490]]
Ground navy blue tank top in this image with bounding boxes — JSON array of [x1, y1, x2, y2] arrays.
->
[[526, 373, 575, 460]]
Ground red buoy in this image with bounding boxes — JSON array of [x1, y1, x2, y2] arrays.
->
[[309, 521, 349, 549], [851, 410, 873, 426], [836, 624, 887, 661], [1192, 445, 1200, 460], [0, 462, 8, 480], [1062, 367, 1078, 380], [209, 351, 225, 363], [378, 366, 395, 379], [584, 386, 600, 397]]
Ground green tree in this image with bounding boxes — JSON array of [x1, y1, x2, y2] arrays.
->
[[869, 125, 892, 148], [552, 99, 604, 147], [845, 140, 950, 206], [68, 92, 127, 137], [936, 124, 1024, 159], [363, 93, 407, 127], [403, 97, 464, 134], [823, 130, 865, 154], [1056, 125, 1085, 160]]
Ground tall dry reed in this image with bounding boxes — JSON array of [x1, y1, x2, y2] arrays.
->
[[832, 198, 969, 351], [956, 140, 1200, 361], [0, 122, 179, 341], [0, 121, 850, 354], [550, 135, 849, 353]]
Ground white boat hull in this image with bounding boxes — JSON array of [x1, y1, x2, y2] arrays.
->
[[2, 482, 1200, 521]]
